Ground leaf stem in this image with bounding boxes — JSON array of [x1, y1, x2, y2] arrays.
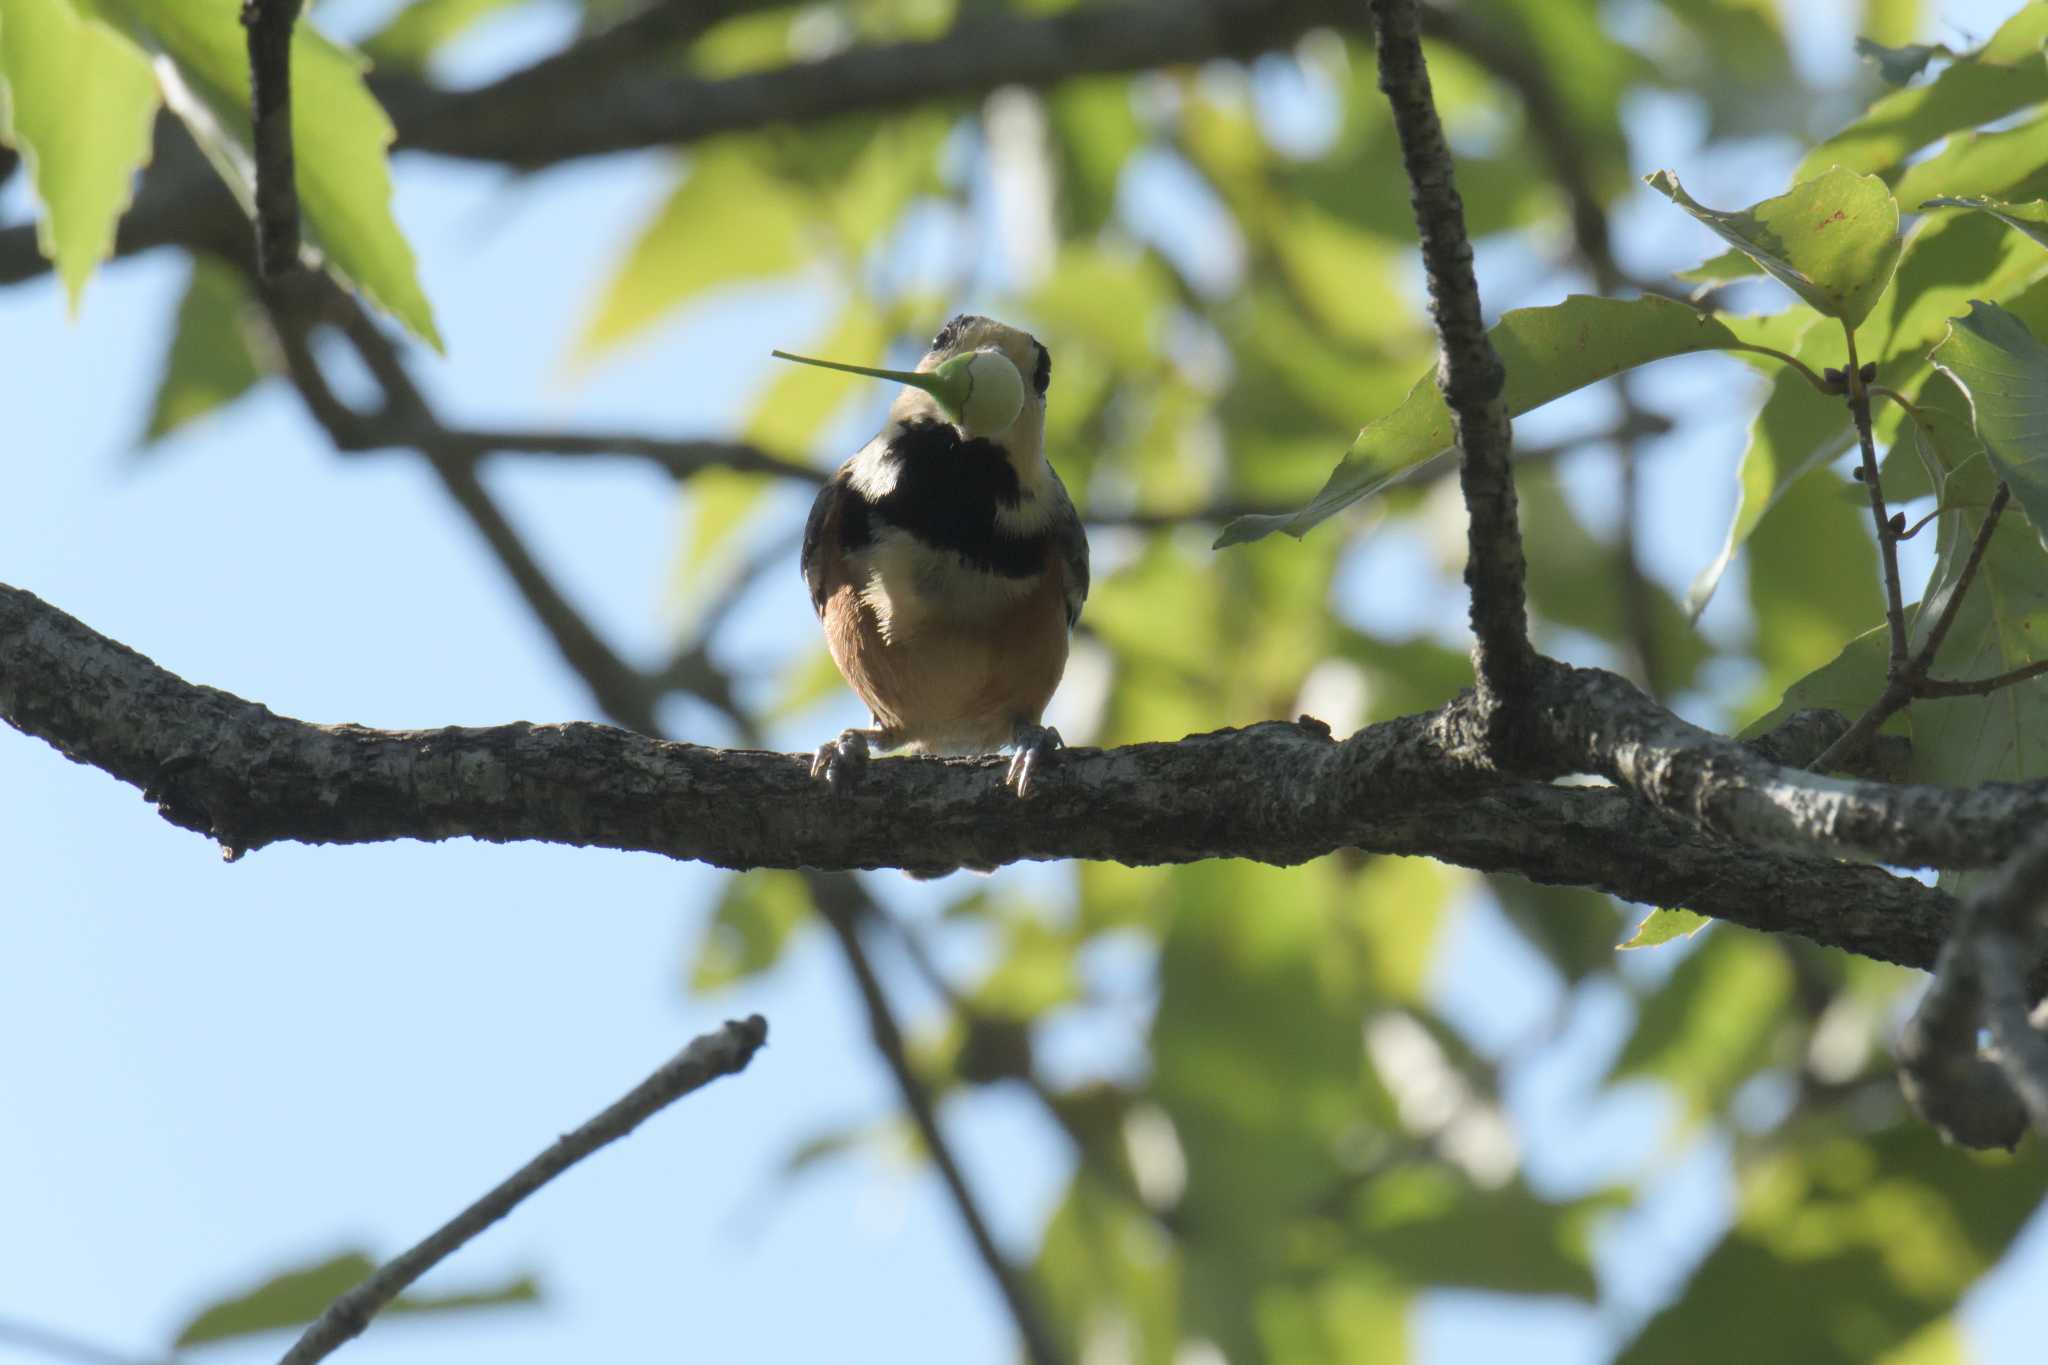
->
[[1843, 326, 1910, 670], [1725, 341, 1830, 393], [1812, 482, 2015, 771]]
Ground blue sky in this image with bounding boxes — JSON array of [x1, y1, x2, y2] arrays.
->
[[2, 2, 2043, 1363]]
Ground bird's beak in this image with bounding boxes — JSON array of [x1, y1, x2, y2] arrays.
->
[[771, 347, 1023, 437]]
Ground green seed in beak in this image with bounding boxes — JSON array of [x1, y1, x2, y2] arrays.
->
[[771, 346, 1025, 438]]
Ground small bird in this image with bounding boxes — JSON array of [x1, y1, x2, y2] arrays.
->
[[779, 314, 1088, 797]]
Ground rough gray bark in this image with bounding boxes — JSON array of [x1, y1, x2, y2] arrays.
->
[[1367, 0, 1532, 729], [0, 579, 1990, 975]]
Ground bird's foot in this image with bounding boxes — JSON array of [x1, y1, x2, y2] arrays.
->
[[1004, 722, 1064, 799], [811, 728, 879, 793]]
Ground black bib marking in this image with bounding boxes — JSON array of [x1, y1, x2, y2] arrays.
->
[[868, 417, 1045, 578]]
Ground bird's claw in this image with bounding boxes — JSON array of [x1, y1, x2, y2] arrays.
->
[[811, 728, 873, 793], [1004, 723, 1063, 798]]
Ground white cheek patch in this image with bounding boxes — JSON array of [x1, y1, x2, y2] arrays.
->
[[847, 435, 900, 502]]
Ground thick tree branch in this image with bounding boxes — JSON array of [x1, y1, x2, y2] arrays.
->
[[0, 2, 1362, 287], [390, 0, 1356, 167], [2, 579, 2009, 976], [1367, 0, 1534, 736], [1898, 824, 2048, 1150], [1521, 659, 2037, 869], [278, 1015, 768, 1365]]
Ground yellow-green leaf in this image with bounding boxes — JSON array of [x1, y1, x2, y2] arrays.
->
[[575, 144, 812, 364], [1217, 294, 1765, 547], [1620, 907, 1712, 949], [689, 870, 811, 992], [1921, 195, 2048, 254], [1797, 4, 2048, 181], [141, 254, 265, 443], [97, 0, 441, 346], [361, 0, 522, 70], [1933, 300, 2048, 543], [174, 1251, 537, 1347], [0, 0, 158, 309], [1645, 167, 1901, 329]]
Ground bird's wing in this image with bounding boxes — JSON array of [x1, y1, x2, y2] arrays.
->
[[1048, 469, 1090, 630], [801, 471, 851, 615]]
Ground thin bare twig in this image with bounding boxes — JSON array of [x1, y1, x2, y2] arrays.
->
[[1367, 0, 1533, 737], [1812, 483, 2014, 772], [1914, 658, 2048, 698], [240, 0, 305, 278], [1916, 484, 2011, 668], [278, 1016, 768, 1365], [818, 899, 1065, 1365], [1844, 331, 1910, 670]]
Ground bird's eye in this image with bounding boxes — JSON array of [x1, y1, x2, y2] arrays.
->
[[1032, 344, 1051, 396], [932, 314, 968, 353]]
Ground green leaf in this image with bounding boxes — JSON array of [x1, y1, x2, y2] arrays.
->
[[1749, 372, 2048, 791], [1743, 624, 1891, 742], [1899, 374, 2048, 790], [1676, 247, 1764, 287], [1521, 465, 1710, 689], [174, 1251, 537, 1347], [1216, 295, 1764, 547], [1149, 859, 1372, 1331], [141, 255, 264, 444], [1644, 167, 1902, 329], [1619, 1125, 2041, 1365], [972, 913, 1080, 1018], [575, 144, 813, 364], [1350, 1168, 1597, 1298], [1343, 856, 1452, 1004], [1854, 36, 1948, 87], [1932, 301, 2048, 543], [1893, 113, 2048, 208], [1920, 195, 2048, 254], [1037, 1174, 1181, 1365], [669, 468, 772, 626], [1611, 930, 1791, 1121], [1879, 1320, 1968, 1365], [1867, 206, 2048, 371], [1047, 77, 1141, 235], [1684, 315, 1846, 619], [1745, 438, 1882, 700], [1797, 3, 2048, 182], [361, 0, 523, 70], [1620, 907, 1712, 949], [829, 116, 945, 253], [97, 0, 441, 347], [1488, 876, 1623, 983], [1029, 243, 1174, 373], [0, 0, 158, 309], [1253, 1260, 1410, 1364], [688, 870, 811, 991]]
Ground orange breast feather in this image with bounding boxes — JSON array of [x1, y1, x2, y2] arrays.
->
[[821, 545, 1069, 754]]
